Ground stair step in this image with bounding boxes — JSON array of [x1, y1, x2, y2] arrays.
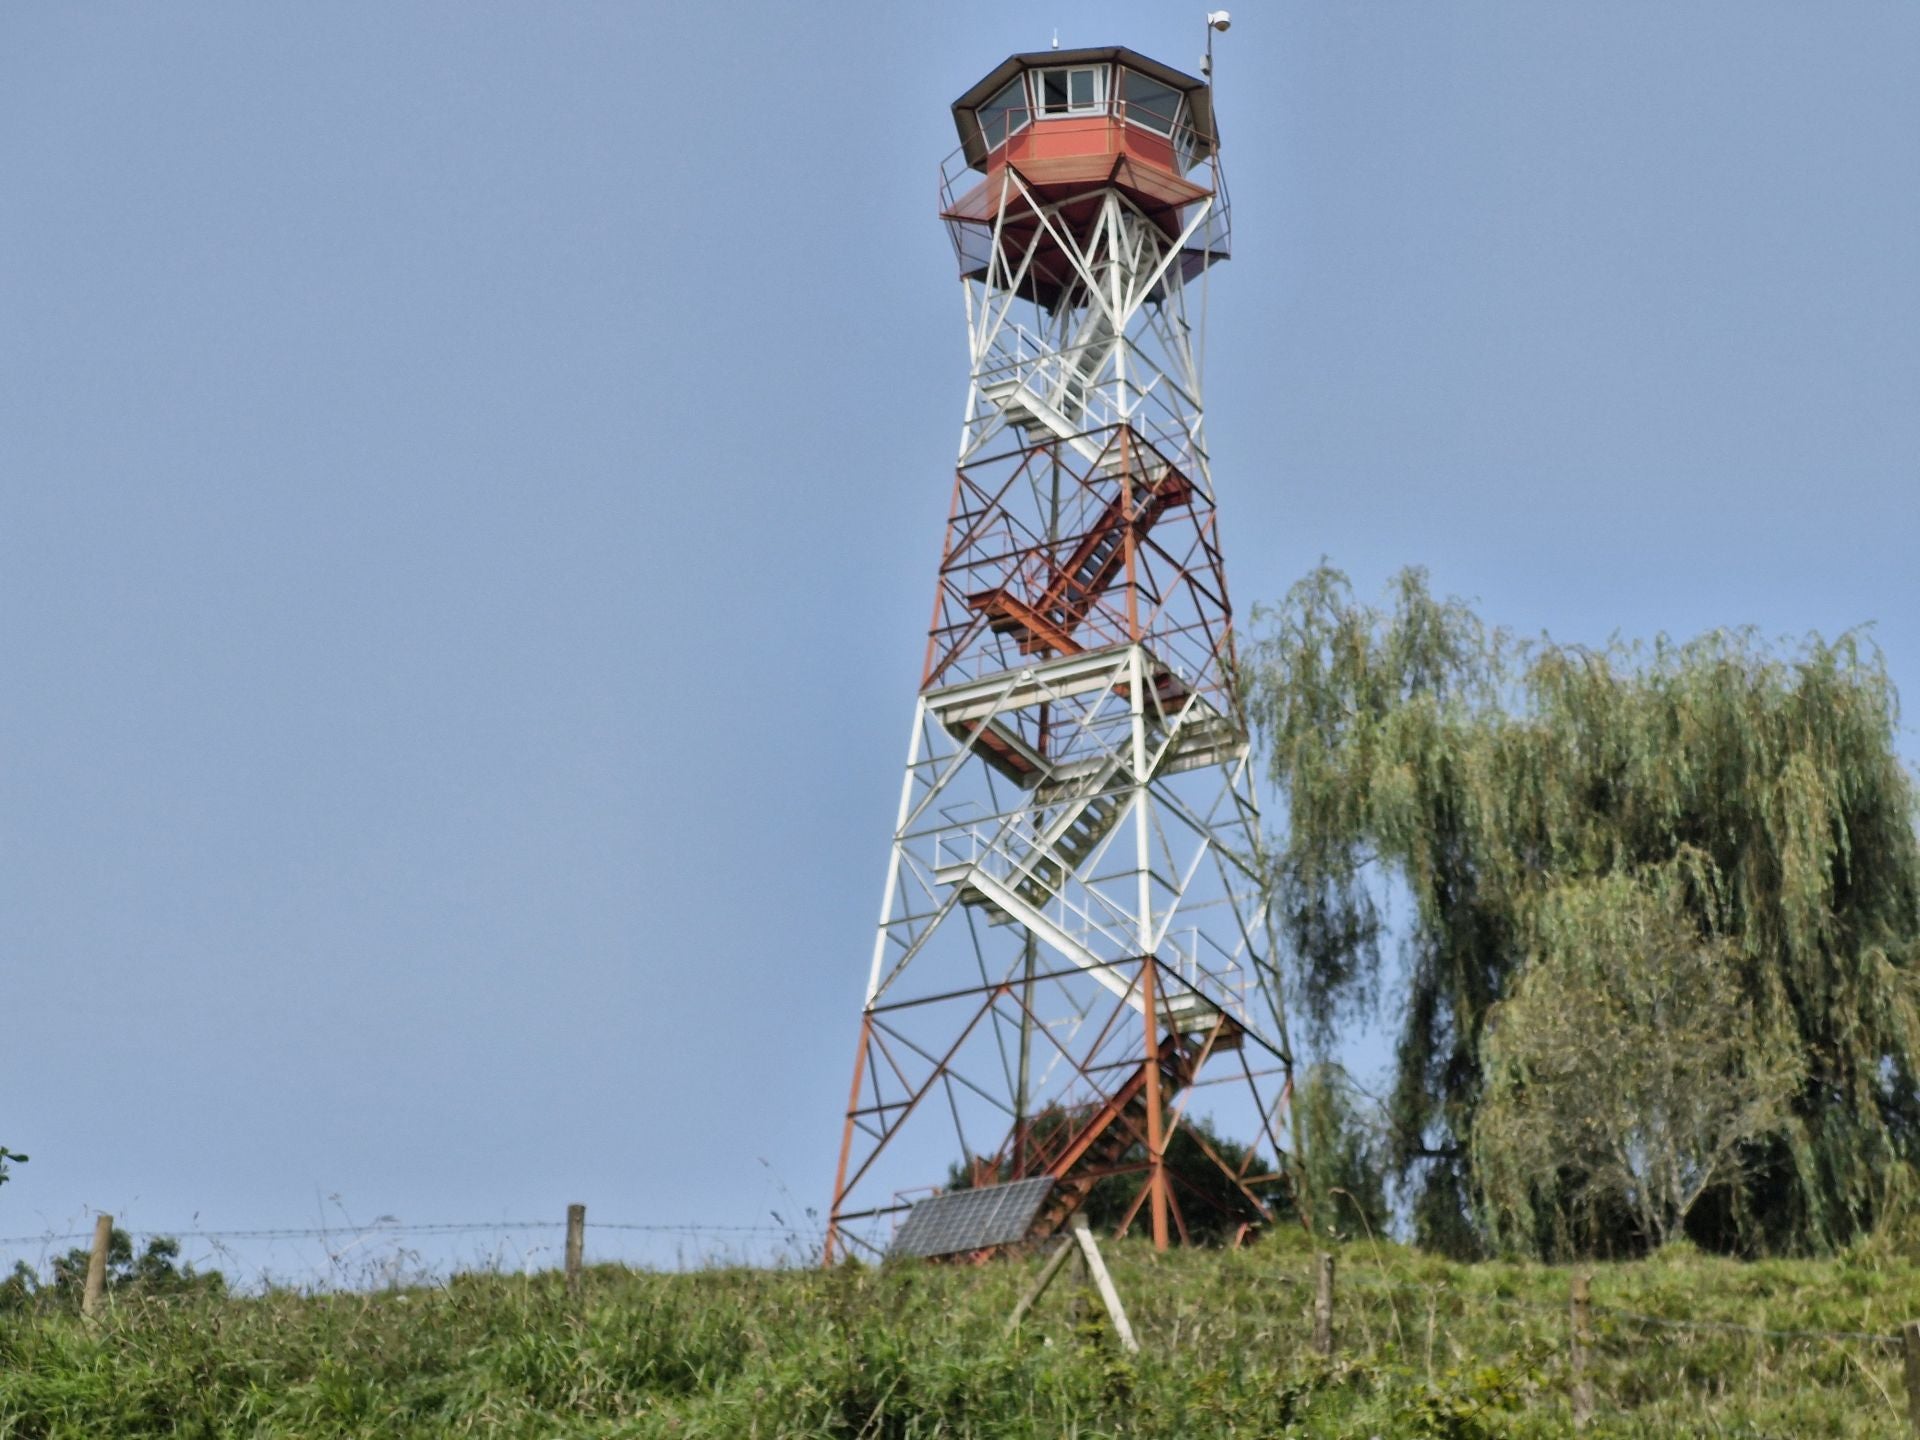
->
[[964, 457, 1194, 656], [1159, 991, 1219, 1033], [1016, 1035, 1199, 1241]]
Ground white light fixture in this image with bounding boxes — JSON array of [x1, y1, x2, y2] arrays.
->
[[1202, 10, 1231, 80]]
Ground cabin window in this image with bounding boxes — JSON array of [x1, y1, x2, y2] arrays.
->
[[1119, 69, 1182, 137], [1034, 65, 1108, 117], [977, 77, 1030, 151]]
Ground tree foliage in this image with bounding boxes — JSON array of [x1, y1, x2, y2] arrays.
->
[[1246, 565, 1920, 1255], [1474, 872, 1801, 1250], [949, 1108, 1273, 1244], [2, 1228, 224, 1313]]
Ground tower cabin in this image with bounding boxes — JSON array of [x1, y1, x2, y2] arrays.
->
[[941, 48, 1223, 311]]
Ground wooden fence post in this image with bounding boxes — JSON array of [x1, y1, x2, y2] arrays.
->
[[1902, 1320, 1920, 1436], [81, 1214, 112, 1319], [565, 1203, 586, 1296], [1570, 1271, 1595, 1430], [1313, 1253, 1336, 1358]]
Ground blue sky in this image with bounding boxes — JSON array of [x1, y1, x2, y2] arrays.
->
[[2, 3, 1915, 1276]]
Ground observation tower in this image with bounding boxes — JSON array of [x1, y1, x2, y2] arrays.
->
[[827, 42, 1293, 1263]]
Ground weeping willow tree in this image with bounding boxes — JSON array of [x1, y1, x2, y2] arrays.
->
[[1245, 566, 1920, 1256]]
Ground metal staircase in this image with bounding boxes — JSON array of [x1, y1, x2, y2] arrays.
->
[[1022, 1022, 1243, 1242], [954, 775, 1127, 920], [939, 853, 1218, 1035], [967, 453, 1192, 659]]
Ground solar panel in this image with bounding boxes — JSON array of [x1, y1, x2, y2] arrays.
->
[[890, 1176, 1056, 1259]]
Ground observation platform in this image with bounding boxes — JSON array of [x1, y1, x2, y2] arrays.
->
[[939, 47, 1229, 309]]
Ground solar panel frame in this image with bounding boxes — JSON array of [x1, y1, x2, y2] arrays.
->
[[889, 1176, 1057, 1259]]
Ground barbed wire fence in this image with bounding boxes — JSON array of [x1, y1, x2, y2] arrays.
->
[[0, 1209, 830, 1295], [8, 1214, 1920, 1427]]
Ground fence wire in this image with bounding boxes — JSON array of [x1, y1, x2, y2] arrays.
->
[[0, 1215, 830, 1292], [0, 1220, 802, 1247]]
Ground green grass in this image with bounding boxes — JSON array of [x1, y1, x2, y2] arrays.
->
[[4, 1230, 1920, 1437]]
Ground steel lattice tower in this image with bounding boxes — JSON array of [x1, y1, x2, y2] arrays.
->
[[828, 46, 1293, 1264]]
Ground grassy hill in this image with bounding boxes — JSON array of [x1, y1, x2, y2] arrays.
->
[[4, 1229, 1920, 1437]]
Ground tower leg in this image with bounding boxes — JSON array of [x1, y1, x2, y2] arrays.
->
[[1140, 955, 1169, 1251], [825, 1012, 872, 1265]]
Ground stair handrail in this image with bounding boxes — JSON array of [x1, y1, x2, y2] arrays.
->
[[963, 823, 1142, 967], [978, 342, 1126, 437]]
